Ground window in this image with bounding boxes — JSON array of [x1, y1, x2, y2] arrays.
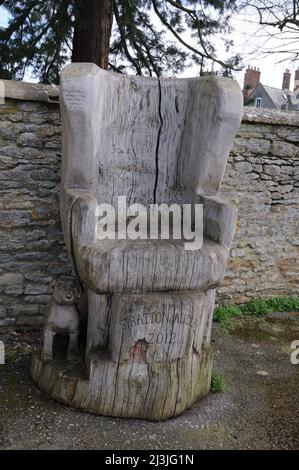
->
[[255, 97, 262, 108]]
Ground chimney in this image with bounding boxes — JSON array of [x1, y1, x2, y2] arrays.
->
[[201, 70, 217, 77], [282, 69, 291, 90], [243, 65, 261, 100], [294, 67, 299, 91]]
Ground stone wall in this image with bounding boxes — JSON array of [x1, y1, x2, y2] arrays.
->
[[221, 108, 299, 303], [0, 82, 71, 328], [0, 82, 298, 328]]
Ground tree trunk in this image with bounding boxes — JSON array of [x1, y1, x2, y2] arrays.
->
[[72, 0, 113, 69]]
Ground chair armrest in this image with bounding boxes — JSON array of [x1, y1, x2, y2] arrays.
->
[[62, 189, 98, 249], [196, 195, 237, 250]]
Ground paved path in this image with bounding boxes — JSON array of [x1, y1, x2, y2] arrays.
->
[[0, 313, 298, 450]]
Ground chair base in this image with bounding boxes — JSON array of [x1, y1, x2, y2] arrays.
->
[[31, 289, 215, 420], [31, 347, 212, 420]]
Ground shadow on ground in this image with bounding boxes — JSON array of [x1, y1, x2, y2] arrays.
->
[[0, 312, 298, 450]]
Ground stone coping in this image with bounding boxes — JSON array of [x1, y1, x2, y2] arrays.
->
[[1, 79, 299, 125], [1, 79, 59, 103], [242, 106, 299, 126]]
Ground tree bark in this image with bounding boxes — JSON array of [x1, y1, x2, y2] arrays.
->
[[72, 0, 113, 69]]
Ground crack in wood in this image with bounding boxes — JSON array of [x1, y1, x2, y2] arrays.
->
[[153, 77, 163, 204]]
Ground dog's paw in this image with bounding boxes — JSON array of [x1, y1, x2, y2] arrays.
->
[[41, 352, 53, 362]]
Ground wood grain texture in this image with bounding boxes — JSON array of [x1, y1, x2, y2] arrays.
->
[[77, 238, 228, 293], [32, 64, 243, 420], [31, 289, 214, 420], [59, 63, 243, 247], [31, 347, 212, 420]]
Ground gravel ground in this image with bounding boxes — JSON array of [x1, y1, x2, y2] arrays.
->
[[0, 313, 298, 450]]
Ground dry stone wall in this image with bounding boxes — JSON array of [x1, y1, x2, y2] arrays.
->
[[0, 82, 298, 328], [0, 82, 71, 328], [221, 108, 299, 303]]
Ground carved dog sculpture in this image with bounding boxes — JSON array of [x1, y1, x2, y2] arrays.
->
[[42, 276, 81, 361]]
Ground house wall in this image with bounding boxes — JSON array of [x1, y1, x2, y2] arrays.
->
[[0, 82, 298, 328], [246, 84, 275, 109]]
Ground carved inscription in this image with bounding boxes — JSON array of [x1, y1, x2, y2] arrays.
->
[[119, 310, 193, 345], [119, 310, 192, 329], [146, 331, 176, 345], [64, 89, 86, 111]]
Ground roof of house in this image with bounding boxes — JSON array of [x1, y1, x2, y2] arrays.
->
[[262, 84, 291, 109], [245, 83, 299, 112], [249, 83, 291, 109]]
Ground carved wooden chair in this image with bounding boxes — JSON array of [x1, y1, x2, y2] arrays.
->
[[31, 63, 242, 420]]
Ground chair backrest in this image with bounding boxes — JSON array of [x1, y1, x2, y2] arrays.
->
[[60, 63, 243, 210]]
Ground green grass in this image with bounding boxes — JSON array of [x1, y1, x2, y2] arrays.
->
[[211, 372, 225, 393], [213, 296, 299, 325], [213, 304, 243, 323]]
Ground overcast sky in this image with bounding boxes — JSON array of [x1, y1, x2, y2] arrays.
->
[[230, 7, 298, 91], [0, 4, 298, 90]]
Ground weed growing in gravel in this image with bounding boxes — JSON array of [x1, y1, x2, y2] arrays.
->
[[214, 296, 299, 325], [211, 372, 225, 393]]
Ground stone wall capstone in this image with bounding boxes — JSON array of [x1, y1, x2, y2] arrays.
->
[[0, 81, 298, 328]]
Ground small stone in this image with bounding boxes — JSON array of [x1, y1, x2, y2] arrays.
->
[[0, 307, 7, 318], [264, 164, 281, 176], [256, 370, 269, 376], [17, 132, 43, 148], [270, 141, 298, 158], [24, 284, 50, 295], [246, 138, 270, 154], [235, 161, 252, 173], [278, 185, 293, 194], [0, 273, 24, 295]]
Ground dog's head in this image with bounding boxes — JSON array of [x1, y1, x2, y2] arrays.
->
[[50, 276, 82, 305]]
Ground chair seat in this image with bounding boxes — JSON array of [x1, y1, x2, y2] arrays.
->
[[78, 238, 228, 293]]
